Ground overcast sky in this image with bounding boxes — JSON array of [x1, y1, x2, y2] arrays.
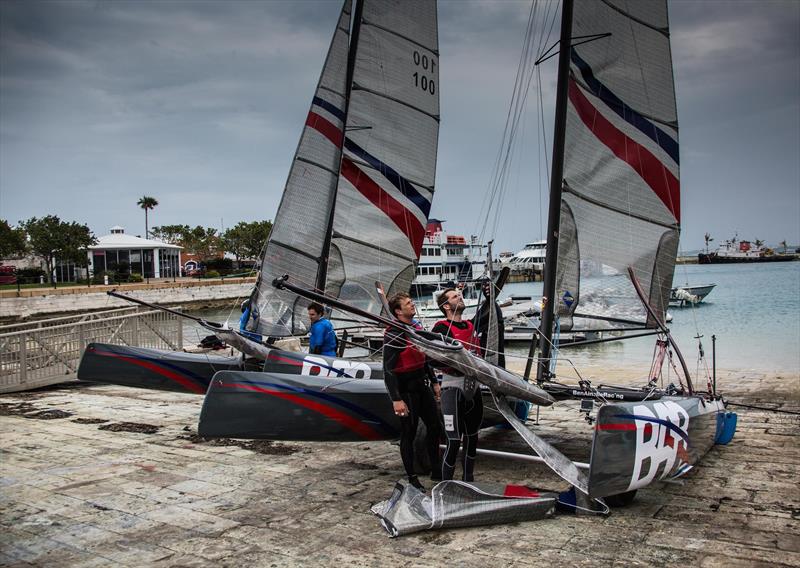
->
[[1, 0, 798, 254]]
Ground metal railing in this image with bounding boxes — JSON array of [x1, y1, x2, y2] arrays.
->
[[0, 308, 183, 393], [0, 307, 141, 334]]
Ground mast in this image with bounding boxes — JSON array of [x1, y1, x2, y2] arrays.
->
[[536, 0, 573, 383], [315, 0, 365, 292]]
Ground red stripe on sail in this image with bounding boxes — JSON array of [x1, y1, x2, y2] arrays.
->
[[231, 382, 383, 441], [306, 111, 343, 148], [340, 157, 426, 254], [569, 79, 680, 222]]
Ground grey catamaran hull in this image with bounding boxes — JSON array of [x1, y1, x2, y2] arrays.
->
[[588, 396, 725, 499]]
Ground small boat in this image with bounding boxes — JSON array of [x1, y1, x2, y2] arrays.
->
[[669, 283, 716, 306]]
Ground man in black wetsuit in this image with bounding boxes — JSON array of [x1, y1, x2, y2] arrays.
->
[[383, 292, 442, 490], [431, 287, 483, 482]]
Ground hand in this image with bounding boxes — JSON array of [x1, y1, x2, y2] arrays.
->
[[433, 383, 441, 402], [393, 400, 409, 418]]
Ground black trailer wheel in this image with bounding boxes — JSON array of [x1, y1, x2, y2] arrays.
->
[[604, 489, 637, 507]]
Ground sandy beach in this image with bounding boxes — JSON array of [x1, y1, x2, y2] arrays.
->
[[1, 368, 797, 567]]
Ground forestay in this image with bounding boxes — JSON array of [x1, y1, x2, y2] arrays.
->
[[556, 0, 680, 330]]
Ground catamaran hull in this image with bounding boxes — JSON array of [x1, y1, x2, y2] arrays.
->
[[77, 343, 377, 395], [198, 370, 401, 441], [587, 396, 725, 500], [77, 343, 246, 395], [198, 370, 510, 442]]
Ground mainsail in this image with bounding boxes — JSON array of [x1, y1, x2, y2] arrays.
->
[[249, 0, 352, 336], [327, 1, 440, 316], [553, 0, 680, 331], [248, 0, 440, 336]]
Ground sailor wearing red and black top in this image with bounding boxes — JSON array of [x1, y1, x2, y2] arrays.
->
[[431, 287, 483, 482], [383, 292, 442, 491]]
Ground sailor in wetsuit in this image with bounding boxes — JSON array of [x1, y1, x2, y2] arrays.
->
[[431, 287, 483, 482], [383, 292, 442, 491]]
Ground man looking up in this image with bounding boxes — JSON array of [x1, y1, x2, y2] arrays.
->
[[383, 292, 442, 491], [307, 302, 336, 357], [431, 288, 483, 482]]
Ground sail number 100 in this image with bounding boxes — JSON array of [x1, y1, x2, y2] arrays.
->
[[412, 50, 436, 95]]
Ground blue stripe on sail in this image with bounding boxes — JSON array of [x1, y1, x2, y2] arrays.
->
[[571, 50, 679, 165], [312, 96, 346, 123], [344, 137, 432, 218]]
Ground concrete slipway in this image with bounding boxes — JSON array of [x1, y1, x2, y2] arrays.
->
[[0, 370, 797, 567]]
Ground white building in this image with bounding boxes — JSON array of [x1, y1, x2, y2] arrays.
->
[[87, 226, 182, 279]]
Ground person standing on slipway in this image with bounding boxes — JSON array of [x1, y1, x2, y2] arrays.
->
[[431, 288, 483, 482], [383, 292, 442, 491], [307, 302, 336, 357]]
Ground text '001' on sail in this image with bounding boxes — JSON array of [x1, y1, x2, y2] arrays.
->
[[247, 0, 440, 338]]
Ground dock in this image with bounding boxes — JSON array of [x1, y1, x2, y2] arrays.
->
[[1, 370, 798, 566]]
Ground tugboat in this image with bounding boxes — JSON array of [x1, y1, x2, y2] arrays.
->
[[698, 236, 796, 264]]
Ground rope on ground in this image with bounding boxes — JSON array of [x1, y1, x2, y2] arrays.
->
[[726, 401, 800, 415]]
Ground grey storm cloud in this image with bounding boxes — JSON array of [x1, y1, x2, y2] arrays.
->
[[1, 0, 798, 252]]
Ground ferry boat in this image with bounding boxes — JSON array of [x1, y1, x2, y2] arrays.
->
[[411, 219, 486, 292], [698, 237, 795, 264], [503, 240, 546, 272]]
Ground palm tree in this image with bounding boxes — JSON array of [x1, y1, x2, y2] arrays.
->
[[137, 196, 159, 239], [780, 240, 788, 253], [704, 232, 713, 253]]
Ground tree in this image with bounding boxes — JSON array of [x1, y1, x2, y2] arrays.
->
[[0, 220, 27, 259], [181, 226, 220, 259], [20, 216, 96, 282], [754, 238, 764, 249], [241, 220, 273, 261], [703, 232, 713, 253], [780, 240, 788, 253], [137, 196, 159, 239], [220, 220, 272, 266], [150, 224, 190, 244]]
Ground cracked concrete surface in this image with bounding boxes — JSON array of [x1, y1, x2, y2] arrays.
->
[[1, 371, 798, 567]]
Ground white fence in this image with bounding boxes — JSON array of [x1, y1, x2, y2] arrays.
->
[[0, 308, 183, 393]]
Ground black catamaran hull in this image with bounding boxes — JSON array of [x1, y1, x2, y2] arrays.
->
[[78, 343, 246, 395], [77, 343, 379, 395], [198, 369, 510, 442]]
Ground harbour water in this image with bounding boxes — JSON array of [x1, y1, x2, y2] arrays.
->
[[185, 261, 799, 375]]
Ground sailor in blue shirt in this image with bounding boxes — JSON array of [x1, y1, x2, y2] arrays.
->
[[307, 302, 337, 357]]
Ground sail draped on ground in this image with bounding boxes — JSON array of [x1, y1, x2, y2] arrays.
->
[[556, 0, 680, 330], [328, 0, 440, 317], [371, 480, 556, 537], [249, 1, 352, 336]]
